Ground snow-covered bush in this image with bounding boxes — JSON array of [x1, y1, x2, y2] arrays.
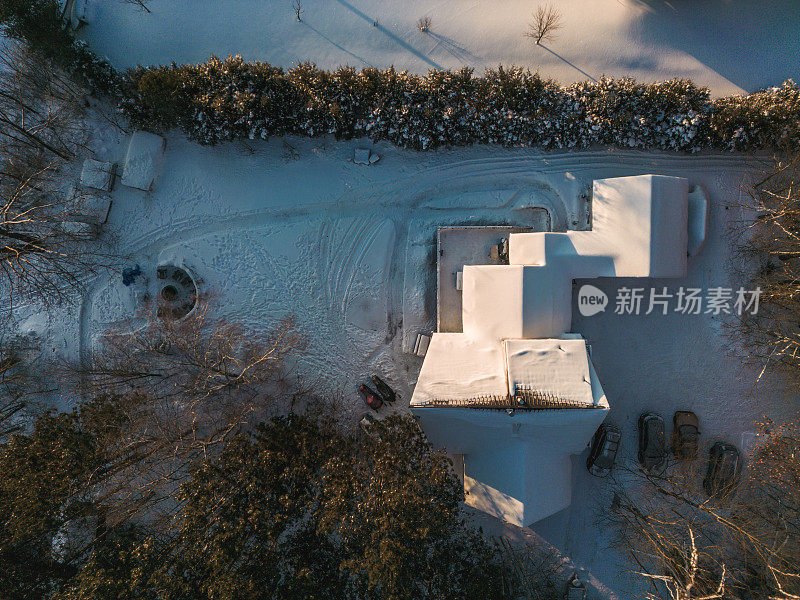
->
[[3, 2, 797, 153], [121, 56, 800, 152], [709, 80, 800, 150]]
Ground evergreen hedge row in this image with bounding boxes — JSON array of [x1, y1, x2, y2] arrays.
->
[[122, 56, 800, 152], [3, 1, 799, 153]]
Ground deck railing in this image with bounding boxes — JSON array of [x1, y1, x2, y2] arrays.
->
[[414, 389, 598, 410]]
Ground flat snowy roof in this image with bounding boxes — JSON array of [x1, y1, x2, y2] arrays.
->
[[509, 174, 689, 278], [505, 338, 595, 406], [410, 334, 606, 409], [462, 264, 573, 341]]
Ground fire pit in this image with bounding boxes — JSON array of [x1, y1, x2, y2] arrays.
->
[[155, 265, 197, 320]]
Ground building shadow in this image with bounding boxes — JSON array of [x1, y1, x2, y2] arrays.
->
[[632, 0, 800, 91]]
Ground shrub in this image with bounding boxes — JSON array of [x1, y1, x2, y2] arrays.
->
[[120, 56, 800, 152], [3, 5, 799, 154], [709, 80, 800, 150]]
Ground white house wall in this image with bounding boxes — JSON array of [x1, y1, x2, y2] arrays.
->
[[415, 406, 610, 526]]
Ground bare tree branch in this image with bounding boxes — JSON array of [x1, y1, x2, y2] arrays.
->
[[525, 4, 563, 45], [729, 154, 800, 382], [63, 304, 303, 526], [608, 428, 800, 600], [0, 44, 115, 305]]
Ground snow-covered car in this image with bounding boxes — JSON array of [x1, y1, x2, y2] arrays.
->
[[703, 442, 742, 497], [638, 413, 666, 472], [359, 384, 383, 411], [586, 424, 621, 477], [672, 410, 700, 460]]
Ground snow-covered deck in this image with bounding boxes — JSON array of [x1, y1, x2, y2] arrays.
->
[[437, 226, 534, 334]]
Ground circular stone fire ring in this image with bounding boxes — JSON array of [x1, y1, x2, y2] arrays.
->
[[155, 264, 198, 320]]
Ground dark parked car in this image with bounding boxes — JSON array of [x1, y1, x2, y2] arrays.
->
[[703, 442, 742, 497], [638, 413, 666, 472], [372, 375, 396, 403], [359, 384, 383, 411], [586, 424, 621, 477], [672, 411, 700, 460]]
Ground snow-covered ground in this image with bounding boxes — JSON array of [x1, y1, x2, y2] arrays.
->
[[13, 118, 798, 597], [79, 0, 799, 97], [9, 3, 799, 596]]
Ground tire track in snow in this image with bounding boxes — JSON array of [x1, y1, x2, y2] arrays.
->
[[77, 152, 763, 363], [317, 219, 333, 308], [338, 219, 383, 315], [114, 153, 762, 257], [329, 217, 373, 311]]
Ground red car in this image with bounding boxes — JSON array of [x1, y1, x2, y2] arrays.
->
[[359, 384, 383, 411]]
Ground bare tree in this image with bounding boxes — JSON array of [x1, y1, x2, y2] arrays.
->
[[0, 46, 85, 162], [292, 0, 303, 21], [417, 15, 432, 32], [637, 528, 726, 600], [525, 4, 564, 45], [609, 433, 800, 600], [741, 419, 800, 599], [610, 463, 728, 600], [67, 302, 302, 525], [732, 153, 800, 380], [0, 45, 114, 305]]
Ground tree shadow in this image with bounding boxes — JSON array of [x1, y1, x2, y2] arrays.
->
[[332, 0, 443, 70], [539, 44, 599, 83], [303, 21, 373, 68], [632, 0, 800, 91], [427, 32, 486, 71]]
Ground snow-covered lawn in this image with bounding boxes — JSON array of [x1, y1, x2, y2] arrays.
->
[[11, 3, 799, 595], [10, 115, 797, 599], [79, 0, 799, 96]]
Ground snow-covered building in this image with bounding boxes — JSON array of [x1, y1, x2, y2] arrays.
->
[[411, 174, 692, 527]]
